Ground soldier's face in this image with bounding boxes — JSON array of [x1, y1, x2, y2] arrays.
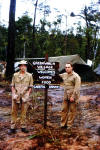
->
[[20, 64, 27, 72], [65, 64, 73, 74]]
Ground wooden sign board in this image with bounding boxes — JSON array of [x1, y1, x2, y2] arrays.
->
[[32, 59, 60, 88]]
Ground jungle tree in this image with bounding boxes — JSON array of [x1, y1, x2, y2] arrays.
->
[[71, 2, 100, 62], [6, 0, 16, 79]]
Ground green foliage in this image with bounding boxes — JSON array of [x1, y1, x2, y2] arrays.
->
[[1, 1, 100, 68], [0, 25, 8, 60], [15, 15, 33, 58]]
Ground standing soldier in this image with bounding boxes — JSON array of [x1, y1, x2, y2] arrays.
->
[[9, 60, 33, 134], [60, 62, 81, 129]]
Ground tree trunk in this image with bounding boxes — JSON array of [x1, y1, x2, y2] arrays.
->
[[32, 0, 38, 58], [6, 0, 16, 80]]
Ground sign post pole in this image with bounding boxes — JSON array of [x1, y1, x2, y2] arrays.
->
[[44, 84, 48, 128], [32, 55, 59, 128], [44, 54, 48, 128]]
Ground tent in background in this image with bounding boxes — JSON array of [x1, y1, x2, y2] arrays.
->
[[94, 64, 100, 75], [49, 54, 86, 72], [49, 54, 99, 82]]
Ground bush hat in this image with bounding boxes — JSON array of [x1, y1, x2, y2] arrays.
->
[[18, 60, 27, 66]]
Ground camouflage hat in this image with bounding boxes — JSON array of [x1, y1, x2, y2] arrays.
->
[[18, 60, 27, 66]]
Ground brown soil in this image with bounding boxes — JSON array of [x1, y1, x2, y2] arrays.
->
[[0, 82, 100, 150]]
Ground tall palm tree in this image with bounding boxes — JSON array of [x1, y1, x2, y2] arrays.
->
[[6, 0, 16, 80]]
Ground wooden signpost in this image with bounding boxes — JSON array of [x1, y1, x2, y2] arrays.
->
[[32, 55, 60, 128]]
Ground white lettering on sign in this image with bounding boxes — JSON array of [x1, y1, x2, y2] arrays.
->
[[33, 85, 60, 89], [37, 70, 55, 75], [41, 81, 51, 84], [39, 76, 52, 79], [37, 65, 53, 70], [32, 60, 59, 88], [33, 85, 45, 89], [33, 61, 55, 66], [49, 85, 60, 89]]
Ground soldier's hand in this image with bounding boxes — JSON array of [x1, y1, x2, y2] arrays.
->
[[28, 88, 32, 95], [12, 86, 16, 93], [70, 97, 74, 102]]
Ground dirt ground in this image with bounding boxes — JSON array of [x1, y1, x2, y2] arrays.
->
[[0, 82, 100, 150]]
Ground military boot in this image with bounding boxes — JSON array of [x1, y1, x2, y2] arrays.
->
[[8, 128, 16, 135], [21, 128, 29, 133]]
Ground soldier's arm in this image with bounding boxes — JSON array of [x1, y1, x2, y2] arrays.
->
[[71, 75, 81, 100], [11, 75, 16, 93], [28, 87, 32, 94], [28, 74, 33, 94]]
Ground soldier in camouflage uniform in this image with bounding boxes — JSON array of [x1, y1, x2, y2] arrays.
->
[[60, 62, 81, 129], [9, 60, 33, 134]]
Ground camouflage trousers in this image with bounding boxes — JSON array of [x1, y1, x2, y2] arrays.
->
[[61, 100, 77, 127], [11, 99, 29, 129]]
